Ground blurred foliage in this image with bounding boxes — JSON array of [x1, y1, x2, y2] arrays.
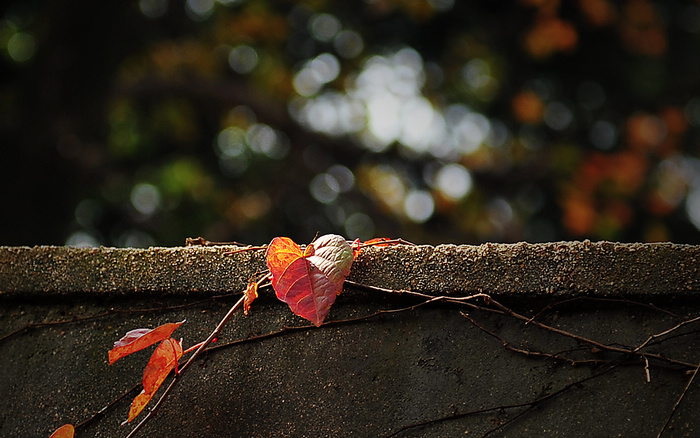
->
[[2, 0, 700, 246]]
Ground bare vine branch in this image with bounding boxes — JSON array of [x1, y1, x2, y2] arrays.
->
[[461, 311, 612, 367]]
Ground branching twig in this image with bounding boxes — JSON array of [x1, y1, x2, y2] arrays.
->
[[634, 315, 700, 353], [461, 312, 612, 367], [349, 282, 699, 369], [470, 297, 697, 369]]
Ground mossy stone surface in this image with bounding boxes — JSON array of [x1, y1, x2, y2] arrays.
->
[[1, 241, 698, 297]]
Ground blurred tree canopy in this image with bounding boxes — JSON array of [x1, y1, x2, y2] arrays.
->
[[2, 0, 700, 246]]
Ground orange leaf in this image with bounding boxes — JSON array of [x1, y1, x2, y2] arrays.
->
[[265, 236, 304, 273], [123, 338, 183, 424], [267, 234, 353, 326], [108, 321, 184, 364], [244, 281, 258, 315], [125, 390, 152, 424], [49, 424, 74, 438], [142, 338, 183, 395]]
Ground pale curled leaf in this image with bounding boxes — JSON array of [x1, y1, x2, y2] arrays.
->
[[305, 234, 354, 286], [108, 321, 184, 364]]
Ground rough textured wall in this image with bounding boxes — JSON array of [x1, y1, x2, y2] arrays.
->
[[0, 242, 699, 437], [2, 241, 699, 297]]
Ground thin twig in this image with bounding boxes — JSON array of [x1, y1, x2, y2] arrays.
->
[[344, 280, 490, 307], [0, 295, 238, 345], [125, 295, 246, 438], [74, 382, 142, 431], [207, 299, 439, 353], [385, 363, 619, 437], [656, 363, 700, 438], [354, 238, 416, 247], [461, 312, 612, 367], [526, 296, 681, 324], [185, 236, 250, 247], [634, 315, 700, 353], [642, 328, 700, 350]]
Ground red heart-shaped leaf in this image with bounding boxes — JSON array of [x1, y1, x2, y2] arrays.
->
[[267, 234, 353, 326]]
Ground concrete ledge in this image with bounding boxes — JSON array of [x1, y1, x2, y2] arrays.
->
[[1, 241, 698, 298]]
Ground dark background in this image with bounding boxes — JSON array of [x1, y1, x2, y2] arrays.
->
[[2, 0, 700, 247]]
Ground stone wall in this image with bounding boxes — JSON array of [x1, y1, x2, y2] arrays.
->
[[1, 242, 699, 437]]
